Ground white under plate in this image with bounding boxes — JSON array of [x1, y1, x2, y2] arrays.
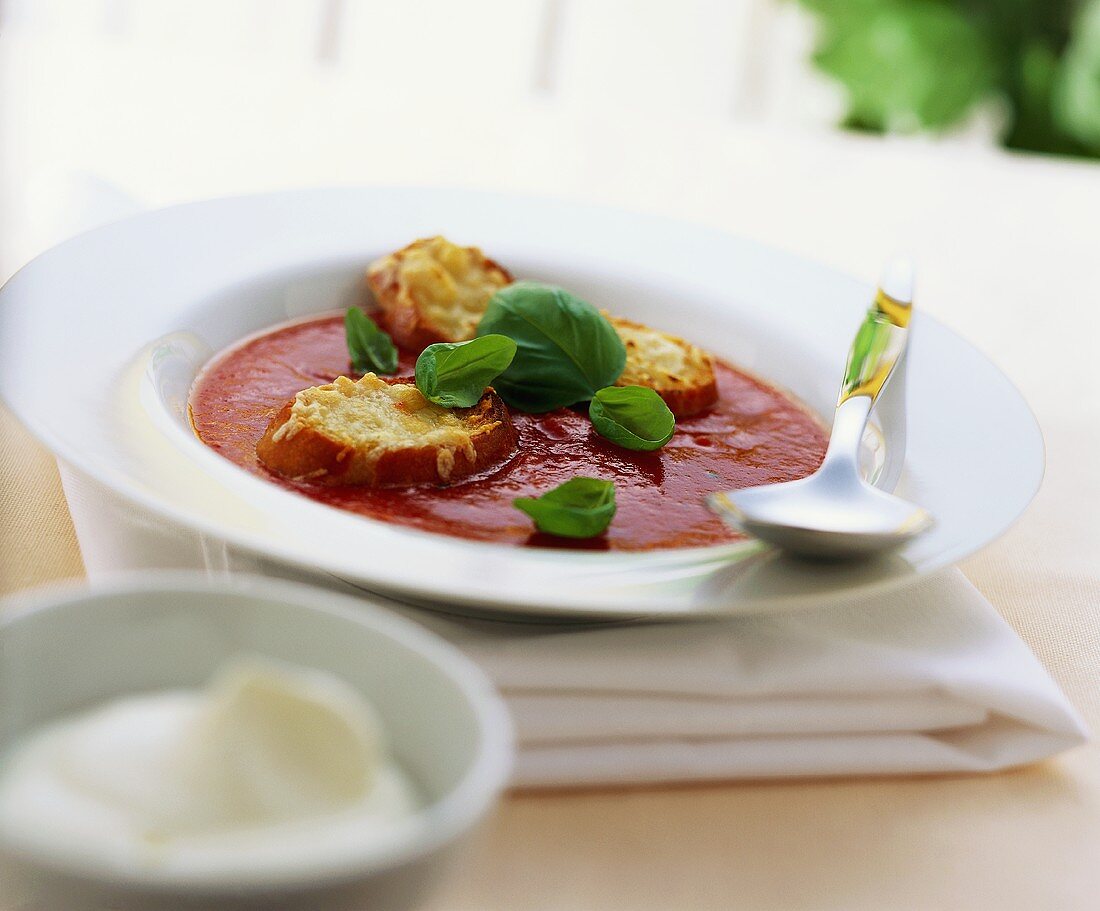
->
[[0, 188, 1042, 619]]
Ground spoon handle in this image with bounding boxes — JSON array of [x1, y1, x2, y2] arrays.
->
[[837, 260, 913, 406]]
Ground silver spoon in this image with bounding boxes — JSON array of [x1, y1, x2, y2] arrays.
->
[[708, 260, 933, 559]]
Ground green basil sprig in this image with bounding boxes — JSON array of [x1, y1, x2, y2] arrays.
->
[[514, 477, 616, 538], [345, 307, 398, 375], [414, 335, 518, 407], [590, 386, 676, 451], [476, 282, 626, 412]]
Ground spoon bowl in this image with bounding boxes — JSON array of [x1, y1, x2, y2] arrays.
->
[[710, 462, 934, 559]]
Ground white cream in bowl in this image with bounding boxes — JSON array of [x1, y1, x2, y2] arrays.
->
[[0, 657, 420, 877], [0, 575, 513, 911]]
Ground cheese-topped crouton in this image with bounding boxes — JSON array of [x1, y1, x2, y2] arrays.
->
[[366, 236, 513, 352], [256, 374, 517, 487], [608, 316, 719, 417]]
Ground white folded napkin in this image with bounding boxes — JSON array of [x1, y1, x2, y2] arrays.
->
[[62, 441, 1088, 788], [63, 466, 1089, 789], [401, 569, 1087, 788]]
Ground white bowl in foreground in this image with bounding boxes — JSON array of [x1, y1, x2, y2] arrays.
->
[[0, 573, 513, 911]]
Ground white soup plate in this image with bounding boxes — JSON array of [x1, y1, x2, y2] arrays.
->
[[0, 188, 1043, 619]]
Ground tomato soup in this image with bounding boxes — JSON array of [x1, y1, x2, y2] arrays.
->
[[189, 315, 827, 551]]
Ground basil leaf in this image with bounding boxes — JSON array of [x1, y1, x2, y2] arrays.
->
[[345, 307, 398, 375], [415, 335, 517, 407], [590, 386, 676, 451], [476, 282, 626, 412], [514, 477, 617, 539]]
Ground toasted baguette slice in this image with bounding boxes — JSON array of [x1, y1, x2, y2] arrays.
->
[[608, 316, 719, 417], [366, 236, 513, 352], [257, 374, 517, 487]]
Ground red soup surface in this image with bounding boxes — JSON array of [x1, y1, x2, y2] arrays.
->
[[189, 314, 827, 551]]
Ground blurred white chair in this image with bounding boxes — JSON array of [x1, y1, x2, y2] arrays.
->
[[0, 0, 847, 279], [0, 0, 829, 120]]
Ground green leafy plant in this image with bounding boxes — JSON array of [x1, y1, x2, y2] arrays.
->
[[1056, 0, 1100, 149], [414, 335, 517, 407], [589, 386, 676, 451], [476, 282, 627, 412], [345, 308, 398, 375], [514, 477, 617, 538], [797, 0, 1100, 159]]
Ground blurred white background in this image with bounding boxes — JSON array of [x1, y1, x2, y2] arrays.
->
[[0, 0, 838, 263], [3, 0, 994, 275], [0, 0, 1097, 420]]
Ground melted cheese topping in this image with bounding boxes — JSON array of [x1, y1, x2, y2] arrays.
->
[[371, 236, 510, 341], [274, 374, 479, 480], [611, 317, 713, 391]]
